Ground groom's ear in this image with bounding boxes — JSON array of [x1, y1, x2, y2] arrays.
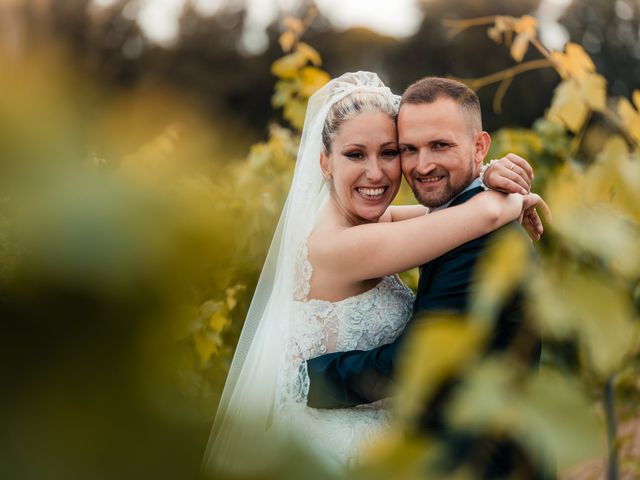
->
[[473, 131, 491, 166]]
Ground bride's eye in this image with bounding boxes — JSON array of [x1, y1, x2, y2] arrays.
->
[[344, 151, 364, 160], [381, 149, 399, 159]]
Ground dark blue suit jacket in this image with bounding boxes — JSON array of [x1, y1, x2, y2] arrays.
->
[[305, 186, 540, 409]]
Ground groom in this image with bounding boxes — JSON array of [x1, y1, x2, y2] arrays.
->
[[305, 77, 544, 477]]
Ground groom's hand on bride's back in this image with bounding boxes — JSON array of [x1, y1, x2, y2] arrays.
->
[[484, 154, 534, 194]]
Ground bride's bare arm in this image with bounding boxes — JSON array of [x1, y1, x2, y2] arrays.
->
[[381, 154, 535, 223], [315, 191, 539, 281], [382, 205, 428, 222]]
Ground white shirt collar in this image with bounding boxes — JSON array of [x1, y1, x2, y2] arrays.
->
[[431, 177, 482, 212]]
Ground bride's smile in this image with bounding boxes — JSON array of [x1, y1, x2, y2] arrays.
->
[[320, 110, 401, 224], [354, 185, 388, 199]]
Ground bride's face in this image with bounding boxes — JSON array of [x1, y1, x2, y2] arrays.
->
[[321, 111, 401, 224]]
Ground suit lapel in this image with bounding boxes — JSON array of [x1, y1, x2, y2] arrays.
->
[[448, 186, 484, 207], [413, 186, 485, 313]]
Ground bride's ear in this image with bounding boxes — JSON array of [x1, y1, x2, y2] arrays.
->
[[320, 151, 332, 180]]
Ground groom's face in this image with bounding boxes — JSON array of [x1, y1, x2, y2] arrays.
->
[[398, 98, 484, 208]]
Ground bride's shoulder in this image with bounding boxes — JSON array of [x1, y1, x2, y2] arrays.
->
[[306, 222, 345, 259]]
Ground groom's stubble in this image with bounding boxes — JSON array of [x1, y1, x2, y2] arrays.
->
[[397, 102, 481, 209], [397, 77, 486, 209], [406, 159, 476, 209]]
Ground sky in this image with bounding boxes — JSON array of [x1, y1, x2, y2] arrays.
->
[[92, 0, 573, 54]]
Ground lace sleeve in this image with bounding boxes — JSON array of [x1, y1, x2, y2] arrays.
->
[[293, 243, 313, 302], [278, 301, 341, 406]]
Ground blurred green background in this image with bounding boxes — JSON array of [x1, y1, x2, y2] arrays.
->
[[1, 1, 639, 479]]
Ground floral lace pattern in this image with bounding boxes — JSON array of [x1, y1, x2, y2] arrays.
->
[[276, 243, 415, 468]]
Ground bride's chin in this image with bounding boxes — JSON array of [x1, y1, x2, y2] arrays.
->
[[356, 205, 388, 223], [335, 196, 389, 224]]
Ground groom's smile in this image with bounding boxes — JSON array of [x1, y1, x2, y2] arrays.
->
[[413, 166, 449, 190], [416, 176, 444, 183], [398, 98, 486, 209], [415, 173, 446, 187]]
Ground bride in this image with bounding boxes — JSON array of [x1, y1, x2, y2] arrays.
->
[[202, 71, 543, 474]]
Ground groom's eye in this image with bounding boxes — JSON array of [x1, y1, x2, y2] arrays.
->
[[432, 142, 450, 150], [400, 146, 416, 154]]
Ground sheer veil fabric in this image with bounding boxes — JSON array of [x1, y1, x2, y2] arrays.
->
[[201, 72, 401, 475]]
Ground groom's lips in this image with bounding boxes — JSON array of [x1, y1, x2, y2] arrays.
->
[[416, 175, 445, 186]]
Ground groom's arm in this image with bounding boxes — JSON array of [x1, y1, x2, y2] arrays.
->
[[305, 337, 401, 408], [306, 232, 494, 409]]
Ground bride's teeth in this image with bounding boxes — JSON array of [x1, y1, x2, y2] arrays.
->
[[357, 187, 386, 197]]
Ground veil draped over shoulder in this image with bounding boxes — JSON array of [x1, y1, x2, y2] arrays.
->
[[202, 71, 400, 474]]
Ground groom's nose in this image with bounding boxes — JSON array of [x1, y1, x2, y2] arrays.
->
[[415, 149, 436, 175]]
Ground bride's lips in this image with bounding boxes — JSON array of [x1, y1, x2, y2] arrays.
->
[[354, 186, 389, 201]]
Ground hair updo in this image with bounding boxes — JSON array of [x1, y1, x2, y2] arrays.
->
[[321, 92, 399, 155]]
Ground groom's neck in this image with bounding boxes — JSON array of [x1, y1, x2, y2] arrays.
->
[[431, 176, 481, 211]]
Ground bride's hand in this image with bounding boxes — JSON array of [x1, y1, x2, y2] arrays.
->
[[478, 190, 551, 240], [484, 154, 534, 195], [476, 190, 524, 227], [519, 193, 553, 241]]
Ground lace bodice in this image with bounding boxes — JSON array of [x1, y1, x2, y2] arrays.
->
[[276, 243, 414, 469], [291, 244, 414, 364]]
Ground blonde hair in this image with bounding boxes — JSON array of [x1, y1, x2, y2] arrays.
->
[[321, 92, 398, 155]]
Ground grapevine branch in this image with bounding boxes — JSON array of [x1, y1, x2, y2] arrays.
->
[[442, 16, 638, 147], [455, 59, 554, 91]]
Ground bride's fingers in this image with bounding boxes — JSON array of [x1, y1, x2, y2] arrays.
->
[[537, 197, 553, 225], [528, 208, 543, 237], [505, 153, 534, 183], [522, 215, 539, 241], [491, 156, 532, 191], [521, 208, 543, 241], [485, 165, 529, 194], [499, 167, 530, 193], [522, 194, 552, 225], [522, 193, 538, 210], [501, 162, 531, 191]]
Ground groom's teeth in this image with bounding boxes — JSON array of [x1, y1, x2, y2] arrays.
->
[[357, 187, 386, 197], [418, 176, 444, 183]]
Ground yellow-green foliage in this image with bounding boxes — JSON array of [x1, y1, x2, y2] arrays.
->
[[376, 17, 640, 479], [2, 10, 639, 480], [271, 11, 331, 131], [193, 14, 640, 477]]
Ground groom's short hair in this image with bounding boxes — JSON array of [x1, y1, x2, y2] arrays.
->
[[400, 77, 482, 132]]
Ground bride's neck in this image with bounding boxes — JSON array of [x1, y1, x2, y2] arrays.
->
[[326, 194, 378, 228]]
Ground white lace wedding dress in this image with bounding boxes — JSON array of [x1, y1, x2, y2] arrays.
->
[[202, 72, 407, 476], [275, 243, 415, 469]]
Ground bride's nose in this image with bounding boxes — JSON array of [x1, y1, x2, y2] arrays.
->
[[365, 158, 384, 182]]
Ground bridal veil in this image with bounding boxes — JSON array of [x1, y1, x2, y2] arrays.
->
[[201, 71, 400, 475]]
